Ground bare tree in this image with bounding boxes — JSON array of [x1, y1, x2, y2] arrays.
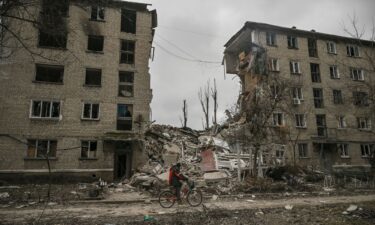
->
[[199, 80, 210, 130], [342, 15, 375, 172], [211, 78, 218, 125], [180, 99, 188, 128]]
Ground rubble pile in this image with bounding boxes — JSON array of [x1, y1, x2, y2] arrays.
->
[[122, 124, 245, 195]]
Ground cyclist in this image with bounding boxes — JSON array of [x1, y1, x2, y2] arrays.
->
[[168, 162, 188, 202]]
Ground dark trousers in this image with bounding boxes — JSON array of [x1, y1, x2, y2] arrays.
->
[[173, 182, 182, 200]]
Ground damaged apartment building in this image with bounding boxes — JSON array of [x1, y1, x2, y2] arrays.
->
[[0, 0, 157, 182], [224, 22, 374, 175]]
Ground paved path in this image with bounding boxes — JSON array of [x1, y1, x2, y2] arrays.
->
[[1, 194, 375, 224]]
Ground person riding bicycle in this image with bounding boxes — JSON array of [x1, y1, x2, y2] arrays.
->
[[168, 162, 188, 202]]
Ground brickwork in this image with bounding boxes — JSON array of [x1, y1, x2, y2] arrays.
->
[[224, 22, 374, 173], [0, 1, 156, 181]]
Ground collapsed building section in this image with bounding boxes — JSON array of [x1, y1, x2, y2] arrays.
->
[[223, 21, 375, 177]]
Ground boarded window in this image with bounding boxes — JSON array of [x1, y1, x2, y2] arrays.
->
[[120, 40, 135, 64], [119, 71, 134, 97], [35, 64, 64, 83], [85, 68, 101, 86], [27, 139, 57, 158], [117, 104, 133, 130], [87, 35, 104, 52], [121, 9, 136, 33], [81, 141, 97, 158], [31, 100, 60, 118]]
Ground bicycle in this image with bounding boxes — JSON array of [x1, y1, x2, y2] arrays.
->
[[158, 180, 203, 208]]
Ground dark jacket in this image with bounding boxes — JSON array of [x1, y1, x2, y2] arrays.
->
[[168, 165, 187, 186]]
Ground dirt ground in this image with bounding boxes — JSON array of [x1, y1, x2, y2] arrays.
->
[[1, 194, 374, 225]]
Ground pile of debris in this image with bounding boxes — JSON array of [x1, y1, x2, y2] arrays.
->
[[122, 124, 248, 195]]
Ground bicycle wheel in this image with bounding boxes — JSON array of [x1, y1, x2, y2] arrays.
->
[[187, 190, 203, 207], [158, 190, 176, 208]]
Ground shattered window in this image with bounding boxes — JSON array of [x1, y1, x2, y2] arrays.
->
[[310, 63, 321, 83], [360, 144, 373, 157], [327, 41, 337, 54], [338, 144, 349, 158], [272, 113, 284, 126], [333, 90, 343, 104], [85, 68, 102, 86], [357, 117, 371, 130], [82, 103, 100, 120], [35, 64, 64, 83], [350, 68, 364, 81], [353, 91, 369, 106], [308, 38, 318, 57], [39, 30, 67, 48], [42, 0, 69, 17], [329, 65, 339, 79], [266, 32, 276, 46], [39, 0, 68, 48], [27, 139, 57, 158], [121, 9, 137, 34], [120, 40, 135, 64], [295, 114, 306, 128], [31, 100, 60, 119], [91, 6, 105, 21], [87, 35, 104, 52], [313, 88, 324, 108], [287, 35, 298, 49], [117, 104, 133, 130], [347, 45, 360, 57], [119, 71, 134, 97], [81, 141, 97, 159], [289, 61, 300, 74], [298, 143, 308, 158]]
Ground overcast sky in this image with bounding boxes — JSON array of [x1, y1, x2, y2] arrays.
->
[[134, 0, 375, 130]]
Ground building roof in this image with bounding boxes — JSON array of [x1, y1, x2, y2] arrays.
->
[[224, 21, 374, 48], [72, 0, 151, 11]]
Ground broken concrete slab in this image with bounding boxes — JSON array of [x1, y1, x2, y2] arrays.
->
[[203, 171, 229, 183]]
